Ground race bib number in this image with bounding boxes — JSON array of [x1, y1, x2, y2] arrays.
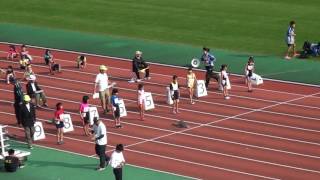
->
[[89, 107, 99, 125], [60, 114, 74, 133], [118, 99, 127, 117], [195, 80, 208, 97], [144, 92, 155, 110], [33, 121, 45, 141]]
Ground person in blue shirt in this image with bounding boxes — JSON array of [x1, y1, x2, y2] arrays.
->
[[201, 47, 218, 89], [111, 88, 122, 128]]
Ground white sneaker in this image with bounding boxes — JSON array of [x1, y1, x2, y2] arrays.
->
[[284, 56, 291, 60], [225, 96, 230, 100], [144, 77, 151, 80], [136, 79, 142, 82], [128, 78, 135, 83]]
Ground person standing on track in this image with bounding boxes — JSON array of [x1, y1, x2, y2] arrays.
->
[[285, 21, 298, 60], [137, 84, 145, 121], [170, 75, 180, 114], [54, 102, 65, 145], [201, 47, 218, 89], [92, 117, 109, 171], [94, 65, 111, 115], [13, 80, 24, 126], [244, 56, 255, 92], [19, 94, 36, 149], [186, 67, 197, 104], [111, 88, 122, 128], [220, 64, 231, 100], [79, 95, 91, 136], [109, 144, 126, 180]]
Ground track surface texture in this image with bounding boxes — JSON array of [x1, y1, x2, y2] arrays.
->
[[0, 44, 319, 180]]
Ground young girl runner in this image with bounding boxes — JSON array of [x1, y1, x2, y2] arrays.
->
[[79, 95, 91, 136], [6, 66, 16, 84], [186, 67, 197, 104], [170, 75, 180, 114], [244, 56, 255, 92], [77, 55, 87, 69], [48, 54, 61, 75], [44, 49, 53, 65], [220, 64, 230, 99], [137, 84, 145, 120], [111, 88, 122, 128], [54, 102, 65, 144], [7, 45, 18, 63]]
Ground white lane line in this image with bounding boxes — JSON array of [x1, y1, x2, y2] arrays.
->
[[1, 41, 319, 90], [8, 137, 199, 180], [1, 97, 319, 161], [123, 90, 320, 153], [2, 61, 320, 122], [2, 86, 320, 146], [2, 111, 319, 174], [2, 51, 320, 106], [4, 125, 279, 180]]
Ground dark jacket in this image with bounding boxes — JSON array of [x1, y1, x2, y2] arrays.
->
[[19, 103, 36, 127], [26, 82, 42, 98], [132, 57, 148, 72], [13, 81, 24, 104]]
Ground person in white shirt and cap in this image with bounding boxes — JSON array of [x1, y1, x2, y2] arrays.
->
[[26, 75, 48, 108], [91, 117, 109, 171], [109, 144, 125, 180], [94, 65, 112, 114]]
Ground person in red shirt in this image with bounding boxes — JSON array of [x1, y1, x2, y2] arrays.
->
[[54, 102, 65, 144]]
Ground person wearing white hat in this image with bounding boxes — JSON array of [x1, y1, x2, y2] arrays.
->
[[94, 65, 111, 114], [26, 75, 48, 107], [129, 51, 150, 83], [19, 94, 36, 149]]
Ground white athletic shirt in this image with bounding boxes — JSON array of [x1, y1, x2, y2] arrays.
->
[[109, 151, 125, 168], [138, 89, 145, 104], [93, 121, 107, 145], [95, 73, 109, 91], [286, 26, 295, 44]]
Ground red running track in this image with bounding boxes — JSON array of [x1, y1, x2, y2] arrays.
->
[[0, 43, 320, 180]]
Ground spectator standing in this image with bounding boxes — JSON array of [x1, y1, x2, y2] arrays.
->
[[110, 144, 126, 180], [19, 95, 36, 149]]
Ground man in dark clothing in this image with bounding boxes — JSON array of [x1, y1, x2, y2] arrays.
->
[[13, 80, 24, 125], [19, 95, 36, 149], [130, 51, 150, 82], [201, 47, 218, 89], [26, 75, 48, 107], [4, 149, 22, 172]]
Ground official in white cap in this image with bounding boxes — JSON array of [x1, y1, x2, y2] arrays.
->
[[94, 65, 111, 114], [26, 75, 48, 107]]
